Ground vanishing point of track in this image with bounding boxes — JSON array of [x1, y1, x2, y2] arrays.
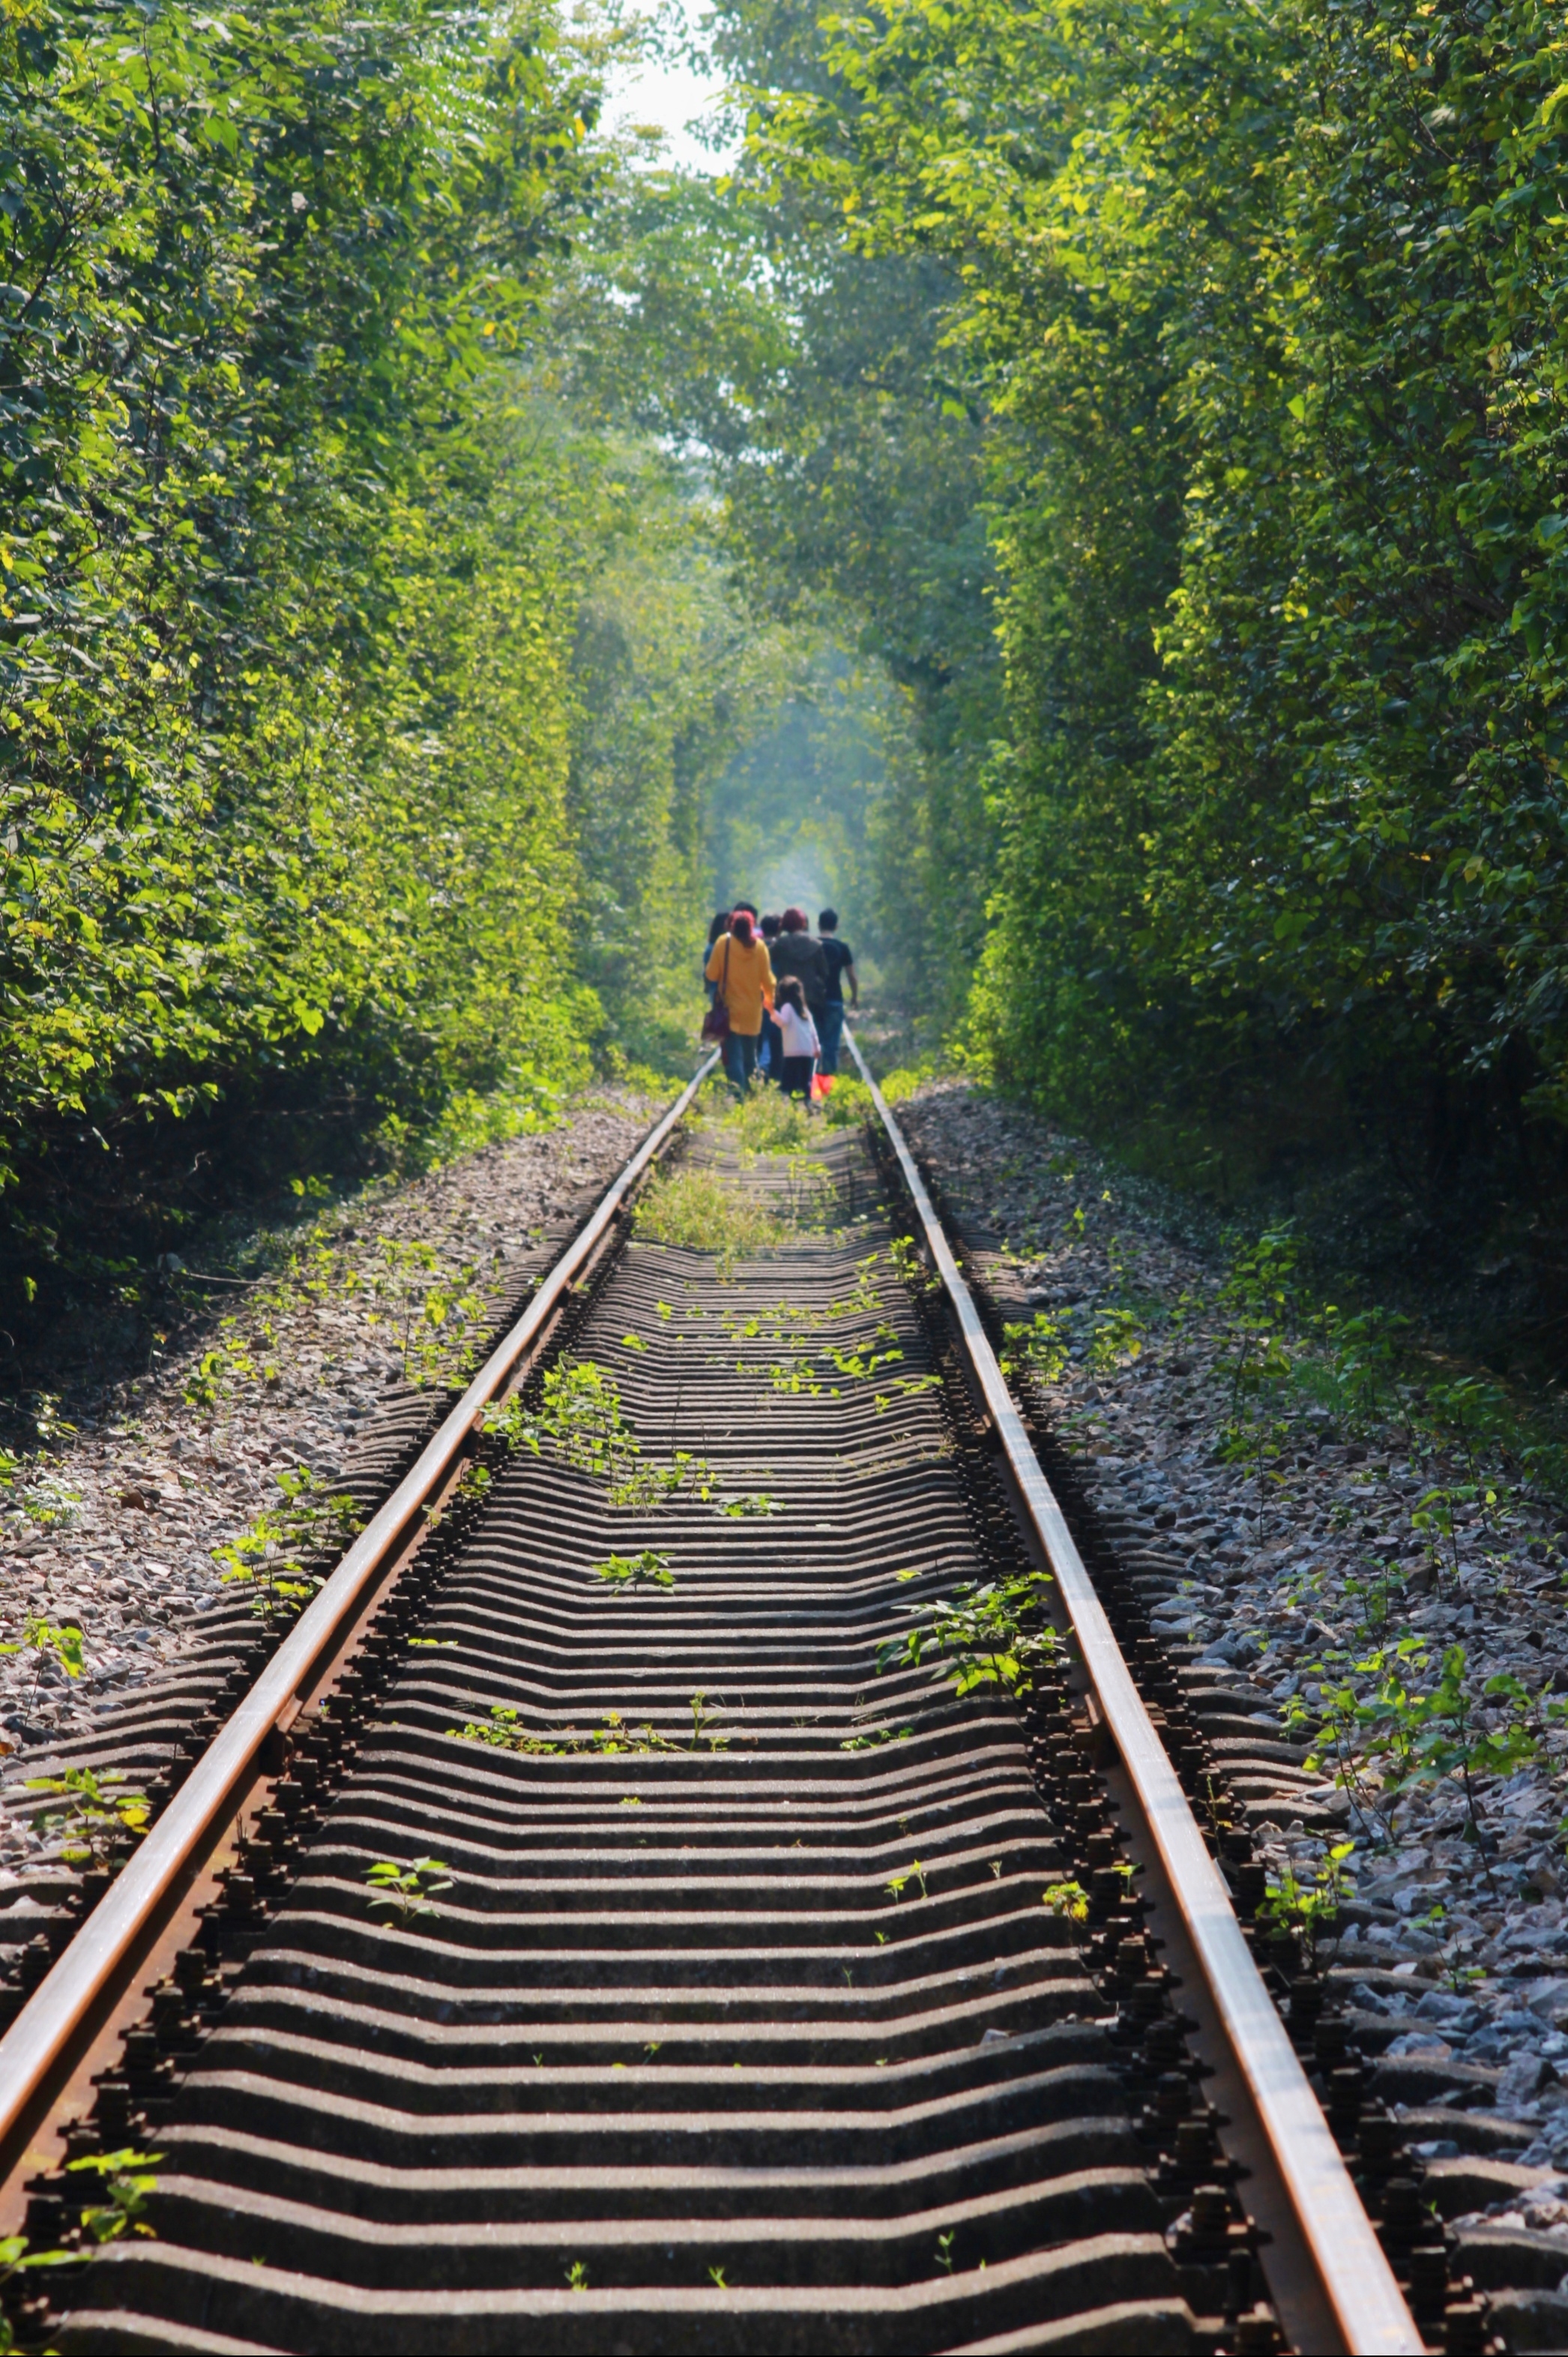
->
[[0, 1049, 1423, 2354]]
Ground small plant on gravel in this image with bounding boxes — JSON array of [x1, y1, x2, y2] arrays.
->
[[1342, 1558, 1408, 1635], [1088, 1305, 1143, 1376], [26, 1767, 149, 1867], [878, 1568, 1058, 1702], [364, 1856, 453, 1928], [1258, 1842, 1357, 1969], [594, 1549, 675, 1592], [213, 1468, 362, 1620], [67, 2149, 163, 2244], [1216, 1411, 1292, 1549], [0, 2233, 76, 2351], [885, 1859, 928, 1900], [15, 1470, 84, 1530], [0, 1616, 85, 1709], [1001, 1311, 1070, 1388], [842, 1725, 913, 1751], [367, 1238, 489, 1388], [565, 2260, 589, 2292], [1410, 1481, 1499, 1591], [1289, 1640, 1552, 1858]]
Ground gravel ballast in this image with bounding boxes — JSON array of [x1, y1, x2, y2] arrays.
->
[[897, 1077, 1568, 2202]]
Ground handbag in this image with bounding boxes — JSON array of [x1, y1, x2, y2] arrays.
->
[[701, 939, 732, 1043]]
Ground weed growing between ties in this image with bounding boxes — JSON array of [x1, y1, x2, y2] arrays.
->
[[364, 1857, 453, 1929], [878, 1568, 1059, 1701], [703, 1253, 939, 1412], [594, 1549, 675, 1591], [483, 1360, 721, 1510], [634, 1165, 787, 1273], [26, 1767, 148, 1869], [449, 1696, 729, 1754]]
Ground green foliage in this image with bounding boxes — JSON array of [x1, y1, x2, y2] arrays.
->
[[25, 1766, 148, 1867], [633, 1165, 788, 1269], [878, 1567, 1058, 1700], [364, 1855, 453, 1928], [594, 1548, 675, 1591], [0, 0, 619, 1310], [66, 2149, 163, 2245], [212, 1468, 363, 1621], [680, 0, 1568, 1220], [1258, 1843, 1357, 1970], [1288, 1640, 1552, 1846]]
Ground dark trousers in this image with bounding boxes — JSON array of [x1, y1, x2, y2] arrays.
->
[[722, 1030, 759, 1091], [818, 999, 845, 1074], [759, 1011, 783, 1080], [779, 1053, 814, 1098]]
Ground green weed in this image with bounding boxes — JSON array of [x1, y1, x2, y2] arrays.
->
[[67, 2149, 163, 2245], [594, 1548, 675, 1591], [364, 1855, 453, 1929], [635, 1166, 785, 1271], [878, 1568, 1058, 1701], [26, 1767, 148, 1869]]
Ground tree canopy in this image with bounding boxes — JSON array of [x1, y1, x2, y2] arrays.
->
[[10, 0, 1568, 1352]]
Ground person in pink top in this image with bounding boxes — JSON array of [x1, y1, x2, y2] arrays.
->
[[771, 976, 821, 1101]]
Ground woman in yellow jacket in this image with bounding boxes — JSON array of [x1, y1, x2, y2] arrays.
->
[[705, 909, 774, 1095]]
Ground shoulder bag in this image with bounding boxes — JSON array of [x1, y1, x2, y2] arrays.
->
[[701, 939, 732, 1043]]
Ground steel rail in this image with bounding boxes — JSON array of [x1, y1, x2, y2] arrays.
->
[[846, 1029, 1423, 2357], [0, 1053, 719, 2193]]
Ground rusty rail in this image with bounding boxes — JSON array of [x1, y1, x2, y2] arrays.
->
[[845, 1028, 1423, 2357]]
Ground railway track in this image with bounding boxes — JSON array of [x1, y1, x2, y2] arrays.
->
[[0, 1054, 1432, 2353]]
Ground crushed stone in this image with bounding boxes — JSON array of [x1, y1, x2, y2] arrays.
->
[[899, 1076, 1568, 2155]]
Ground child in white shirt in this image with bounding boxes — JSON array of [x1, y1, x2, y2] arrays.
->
[[772, 977, 820, 1099]]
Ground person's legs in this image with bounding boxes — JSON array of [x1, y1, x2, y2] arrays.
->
[[723, 1031, 758, 1094], [817, 999, 845, 1075], [780, 1054, 811, 1098]]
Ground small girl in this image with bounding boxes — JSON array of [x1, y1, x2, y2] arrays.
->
[[771, 976, 820, 1101]]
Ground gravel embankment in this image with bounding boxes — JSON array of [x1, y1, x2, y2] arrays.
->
[[899, 1077, 1568, 2187], [0, 1094, 656, 1882]]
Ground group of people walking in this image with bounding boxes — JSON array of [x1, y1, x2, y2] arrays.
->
[[702, 904, 858, 1099]]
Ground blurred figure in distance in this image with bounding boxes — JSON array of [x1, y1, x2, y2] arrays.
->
[[815, 909, 857, 1083]]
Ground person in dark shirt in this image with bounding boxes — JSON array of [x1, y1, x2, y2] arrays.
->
[[770, 908, 828, 1026], [815, 908, 857, 1076], [758, 915, 784, 1082]]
